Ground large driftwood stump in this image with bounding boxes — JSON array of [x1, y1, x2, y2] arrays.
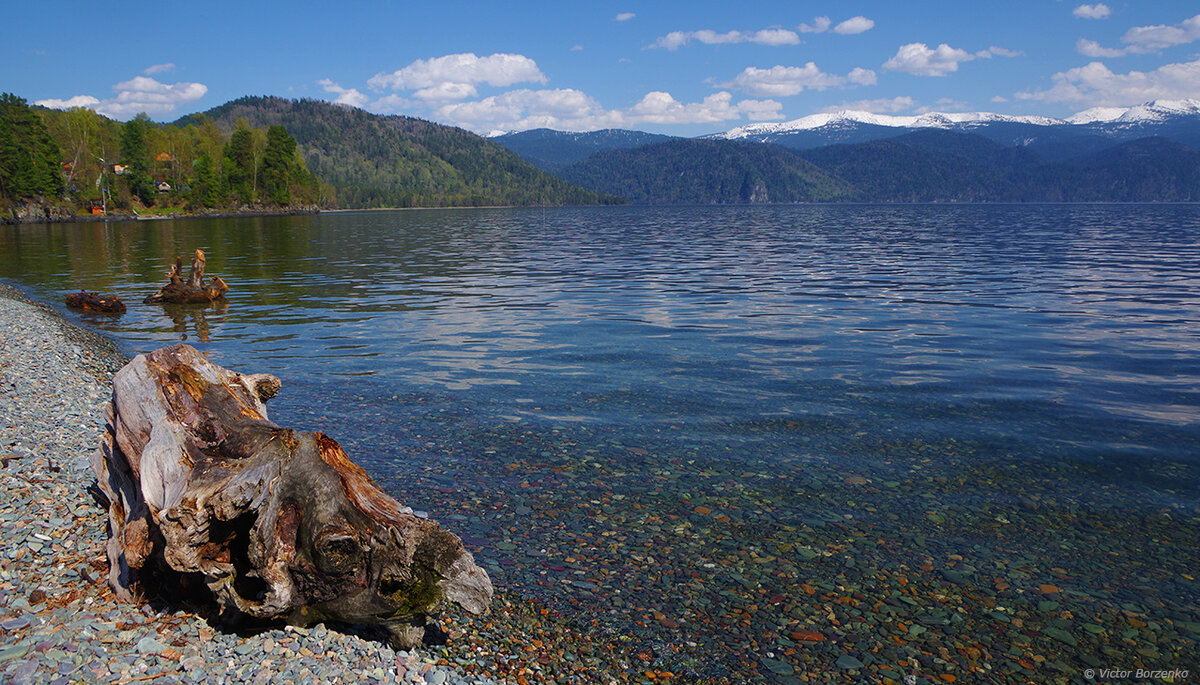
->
[[91, 344, 491, 647], [143, 249, 229, 304]]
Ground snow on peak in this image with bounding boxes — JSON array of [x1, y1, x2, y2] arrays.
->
[[719, 99, 1200, 140], [1067, 99, 1200, 124], [719, 109, 1067, 139]]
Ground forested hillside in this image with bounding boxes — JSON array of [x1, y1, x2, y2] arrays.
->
[[177, 97, 620, 208], [552, 129, 1200, 204], [558, 139, 854, 204], [2, 92, 323, 219]]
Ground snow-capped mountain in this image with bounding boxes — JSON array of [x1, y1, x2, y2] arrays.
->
[[716, 110, 1067, 140], [712, 100, 1200, 154], [1066, 99, 1200, 124]]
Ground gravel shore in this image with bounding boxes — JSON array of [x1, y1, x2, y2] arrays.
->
[[0, 284, 496, 685]]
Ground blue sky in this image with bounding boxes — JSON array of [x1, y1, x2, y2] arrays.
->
[[7, 1, 1200, 136]]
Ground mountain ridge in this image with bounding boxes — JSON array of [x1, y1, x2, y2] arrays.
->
[[714, 99, 1200, 140], [175, 96, 621, 208]]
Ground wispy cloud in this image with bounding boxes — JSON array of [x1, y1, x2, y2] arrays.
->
[[1076, 38, 1126, 58], [723, 63, 876, 96], [916, 97, 969, 113], [1073, 4, 1111, 20], [799, 16, 831, 34], [35, 74, 207, 120], [1123, 13, 1200, 51], [1075, 13, 1200, 57], [1016, 58, 1200, 106], [798, 16, 874, 35], [650, 28, 801, 50], [144, 63, 176, 75], [34, 95, 101, 110], [882, 43, 975, 77], [833, 16, 874, 35], [615, 12, 635, 21], [318, 79, 368, 107], [978, 46, 1023, 58]]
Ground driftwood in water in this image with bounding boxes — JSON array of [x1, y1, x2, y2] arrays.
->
[[143, 249, 229, 304], [91, 343, 492, 647], [66, 290, 126, 314]]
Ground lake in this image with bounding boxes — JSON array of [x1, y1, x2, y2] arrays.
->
[[3, 205, 1198, 681]]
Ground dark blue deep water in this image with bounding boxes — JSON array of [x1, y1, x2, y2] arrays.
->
[[4, 205, 1198, 680]]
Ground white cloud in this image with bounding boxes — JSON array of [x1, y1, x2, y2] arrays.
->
[[653, 31, 690, 50], [834, 16, 874, 35], [1015, 58, 1200, 106], [317, 79, 369, 108], [1122, 13, 1200, 52], [1076, 38, 1127, 57], [106, 76, 207, 118], [615, 12, 635, 21], [1073, 4, 1111, 20], [882, 43, 975, 76], [629, 91, 782, 124], [979, 45, 1023, 58], [650, 27, 801, 50], [414, 82, 479, 102], [34, 95, 101, 110], [799, 16, 831, 34], [846, 67, 878, 86], [435, 88, 612, 131], [725, 63, 856, 96], [991, 95, 1009, 103], [737, 98, 787, 121], [430, 88, 782, 132], [368, 53, 547, 92], [40, 75, 208, 119], [144, 63, 176, 75], [823, 96, 916, 113]]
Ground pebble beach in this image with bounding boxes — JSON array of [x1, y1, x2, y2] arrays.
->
[[0, 284, 508, 685]]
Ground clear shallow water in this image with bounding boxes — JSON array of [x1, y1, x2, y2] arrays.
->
[[3, 205, 1198, 680]]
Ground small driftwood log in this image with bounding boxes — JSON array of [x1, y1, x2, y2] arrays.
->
[[91, 344, 492, 647], [66, 290, 126, 314], [143, 249, 229, 304]]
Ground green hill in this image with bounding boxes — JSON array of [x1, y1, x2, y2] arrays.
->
[[176, 97, 620, 208], [557, 139, 854, 204], [551, 128, 1200, 204]]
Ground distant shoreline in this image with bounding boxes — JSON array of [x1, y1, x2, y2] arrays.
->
[[2, 205, 321, 226]]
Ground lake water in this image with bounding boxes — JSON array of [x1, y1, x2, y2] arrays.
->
[[3, 205, 1198, 681]]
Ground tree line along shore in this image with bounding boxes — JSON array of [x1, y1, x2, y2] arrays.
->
[[1, 93, 328, 224]]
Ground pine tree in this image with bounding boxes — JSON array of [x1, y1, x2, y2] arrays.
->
[[120, 113, 156, 206], [260, 125, 296, 205], [0, 93, 63, 203], [189, 153, 219, 208], [223, 125, 255, 205]]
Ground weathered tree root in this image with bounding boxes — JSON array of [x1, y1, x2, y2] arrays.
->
[[144, 249, 229, 304], [91, 343, 492, 647]]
